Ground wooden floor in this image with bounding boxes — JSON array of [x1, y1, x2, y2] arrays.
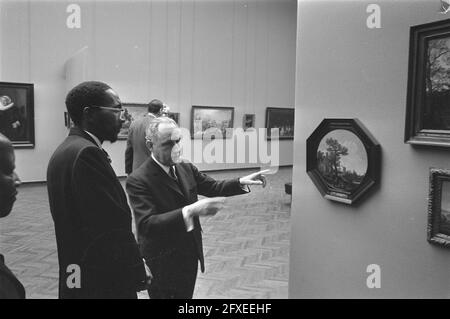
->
[[0, 167, 292, 299]]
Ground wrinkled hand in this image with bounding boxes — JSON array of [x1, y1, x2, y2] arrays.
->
[[186, 197, 227, 218], [239, 170, 269, 188]]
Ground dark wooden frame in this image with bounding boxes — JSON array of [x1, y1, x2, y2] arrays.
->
[[405, 18, 450, 147], [265, 107, 294, 140], [306, 119, 381, 205], [191, 105, 234, 139], [0, 82, 34, 148], [427, 168, 450, 248]]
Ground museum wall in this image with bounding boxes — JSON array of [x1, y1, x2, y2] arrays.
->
[[290, 0, 450, 298], [0, 0, 296, 182]]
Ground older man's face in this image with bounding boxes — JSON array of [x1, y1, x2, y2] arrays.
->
[[0, 141, 20, 217], [151, 122, 182, 166]]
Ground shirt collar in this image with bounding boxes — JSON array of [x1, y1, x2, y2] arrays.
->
[[151, 153, 171, 175], [84, 130, 102, 149]]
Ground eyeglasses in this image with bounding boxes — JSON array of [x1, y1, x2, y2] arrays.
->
[[86, 105, 126, 120]]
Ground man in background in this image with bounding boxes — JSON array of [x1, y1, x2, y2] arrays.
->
[[47, 81, 150, 299], [0, 133, 25, 299], [126, 117, 268, 299], [125, 99, 164, 174]]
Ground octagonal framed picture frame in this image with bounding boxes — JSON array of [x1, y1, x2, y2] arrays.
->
[[306, 119, 381, 205]]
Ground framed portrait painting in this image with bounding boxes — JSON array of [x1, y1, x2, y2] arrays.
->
[[306, 119, 381, 205], [265, 107, 294, 140], [427, 168, 450, 248], [0, 82, 34, 148], [405, 19, 450, 147], [118, 103, 148, 139], [191, 106, 234, 139]]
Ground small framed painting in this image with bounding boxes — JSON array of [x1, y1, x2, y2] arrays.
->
[[427, 168, 450, 248], [191, 106, 234, 139], [118, 103, 148, 139], [0, 82, 35, 148], [306, 119, 381, 205], [265, 107, 294, 140]]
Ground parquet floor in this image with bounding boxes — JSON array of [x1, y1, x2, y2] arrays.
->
[[0, 167, 292, 299]]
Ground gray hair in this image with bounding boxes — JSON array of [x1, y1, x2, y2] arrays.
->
[[145, 116, 177, 143]]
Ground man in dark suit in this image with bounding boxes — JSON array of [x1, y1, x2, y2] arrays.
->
[[0, 133, 25, 299], [47, 81, 150, 299], [126, 117, 268, 299], [125, 99, 163, 174]]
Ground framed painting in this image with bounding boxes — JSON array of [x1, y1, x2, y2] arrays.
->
[[427, 168, 450, 248], [167, 112, 180, 125], [191, 106, 234, 139], [0, 82, 34, 148], [405, 19, 450, 147], [118, 103, 148, 140], [243, 114, 255, 131], [64, 111, 75, 129], [265, 107, 294, 140], [306, 119, 381, 205]]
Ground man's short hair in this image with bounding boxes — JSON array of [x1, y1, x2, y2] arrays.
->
[[65, 81, 112, 126], [148, 99, 163, 115], [145, 117, 177, 143]]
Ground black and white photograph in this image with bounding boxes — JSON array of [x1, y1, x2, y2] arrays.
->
[[1, 0, 450, 303]]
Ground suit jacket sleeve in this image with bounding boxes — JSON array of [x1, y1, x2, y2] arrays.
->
[[72, 147, 146, 290], [126, 175, 188, 237], [125, 125, 134, 175], [189, 163, 249, 197]]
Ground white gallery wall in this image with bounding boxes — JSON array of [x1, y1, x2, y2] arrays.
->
[[290, 0, 450, 298], [0, 0, 297, 182]]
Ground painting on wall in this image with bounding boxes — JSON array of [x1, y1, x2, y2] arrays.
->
[[306, 119, 380, 205], [427, 168, 450, 248], [167, 112, 180, 125], [405, 19, 450, 147], [243, 114, 255, 131], [265, 107, 294, 140], [64, 112, 75, 129], [191, 106, 234, 139], [118, 103, 148, 140], [0, 82, 34, 148]]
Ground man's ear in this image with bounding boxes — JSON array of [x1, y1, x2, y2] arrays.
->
[[145, 139, 153, 151]]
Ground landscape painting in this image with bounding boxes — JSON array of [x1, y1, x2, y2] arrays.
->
[[191, 106, 234, 139], [422, 36, 450, 130], [118, 103, 148, 139], [317, 129, 368, 193]]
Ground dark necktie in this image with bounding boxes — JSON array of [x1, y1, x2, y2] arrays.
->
[[102, 149, 112, 163], [169, 166, 178, 182]]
